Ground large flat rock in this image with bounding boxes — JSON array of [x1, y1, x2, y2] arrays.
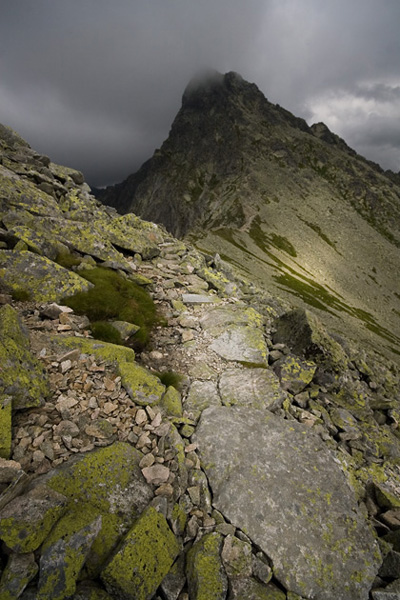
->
[[194, 406, 381, 600]]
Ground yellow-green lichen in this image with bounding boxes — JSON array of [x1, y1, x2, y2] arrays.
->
[[186, 532, 226, 600], [0, 304, 49, 410], [119, 362, 165, 406], [0, 250, 92, 302], [0, 395, 12, 459], [101, 506, 180, 600]]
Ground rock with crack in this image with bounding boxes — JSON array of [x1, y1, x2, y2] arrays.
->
[[219, 366, 286, 411], [194, 406, 382, 600]]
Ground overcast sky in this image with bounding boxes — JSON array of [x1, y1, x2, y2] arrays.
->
[[1, 1, 399, 187]]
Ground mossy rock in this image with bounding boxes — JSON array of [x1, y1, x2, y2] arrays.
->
[[274, 353, 316, 395], [119, 362, 165, 406], [101, 506, 180, 600], [160, 386, 183, 417], [273, 308, 349, 372], [0, 304, 49, 411], [0, 552, 38, 600], [42, 442, 152, 516], [0, 485, 67, 553], [0, 395, 12, 459], [0, 250, 92, 302], [53, 336, 136, 366], [186, 532, 228, 600], [37, 515, 102, 600]]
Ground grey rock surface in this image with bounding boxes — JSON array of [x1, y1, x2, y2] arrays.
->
[[219, 367, 286, 410], [194, 406, 381, 600]]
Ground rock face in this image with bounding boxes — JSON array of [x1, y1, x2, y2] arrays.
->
[[194, 406, 381, 599], [98, 70, 400, 363]]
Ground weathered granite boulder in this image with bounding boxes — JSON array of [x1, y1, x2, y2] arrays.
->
[[194, 406, 381, 600], [273, 308, 349, 371], [0, 552, 38, 600], [0, 484, 67, 552], [186, 532, 228, 600], [101, 506, 180, 600], [37, 516, 102, 600], [0, 304, 49, 414], [219, 367, 286, 411], [0, 250, 92, 302], [210, 325, 268, 365], [273, 353, 316, 394], [119, 362, 165, 406], [37, 442, 153, 576], [184, 380, 221, 421]]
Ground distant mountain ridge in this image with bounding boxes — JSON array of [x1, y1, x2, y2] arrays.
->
[[98, 71, 400, 361]]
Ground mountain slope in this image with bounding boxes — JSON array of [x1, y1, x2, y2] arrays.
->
[[99, 71, 400, 362]]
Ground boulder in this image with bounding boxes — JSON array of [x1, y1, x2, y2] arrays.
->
[[210, 325, 268, 365], [219, 367, 286, 411], [186, 532, 228, 600], [273, 353, 316, 394], [37, 516, 102, 600], [194, 406, 381, 600], [184, 380, 221, 421], [273, 308, 348, 371], [101, 506, 180, 600], [119, 362, 165, 406], [0, 250, 92, 302], [0, 484, 67, 553], [0, 305, 49, 416], [0, 552, 38, 600]]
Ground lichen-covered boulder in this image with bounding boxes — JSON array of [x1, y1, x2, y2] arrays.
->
[[219, 367, 286, 411], [0, 395, 11, 460], [36, 443, 153, 577], [273, 353, 316, 394], [0, 484, 67, 553], [0, 250, 92, 302], [53, 335, 136, 366], [210, 325, 268, 365], [41, 442, 152, 518], [37, 515, 102, 600], [101, 506, 180, 600], [0, 304, 49, 414], [186, 532, 228, 600], [273, 308, 349, 372], [194, 406, 382, 600], [104, 213, 163, 260], [119, 362, 165, 406], [184, 380, 221, 422], [0, 552, 38, 600]]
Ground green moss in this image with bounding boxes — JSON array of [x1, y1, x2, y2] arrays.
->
[[160, 386, 183, 417], [90, 321, 123, 345], [10, 287, 32, 302], [154, 371, 183, 390], [101, 506, 180, 600], [63, 267, 159, 350], [55, 250, 82, 269]]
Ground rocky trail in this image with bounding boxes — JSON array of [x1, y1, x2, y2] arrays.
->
[[1, 123, 400, 599]]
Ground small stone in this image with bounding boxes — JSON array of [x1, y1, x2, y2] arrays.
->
[[155, 483, 174, 498], [135, 409, 148, 426], [142, 464, 170, 485], [139, 454, 155, 469]]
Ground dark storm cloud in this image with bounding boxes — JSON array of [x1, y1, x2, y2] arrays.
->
[[1, 0, 400, 186]]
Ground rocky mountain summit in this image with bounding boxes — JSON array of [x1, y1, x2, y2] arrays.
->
[[98, 71, 400, 365], [1, 123, 400, 600]]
